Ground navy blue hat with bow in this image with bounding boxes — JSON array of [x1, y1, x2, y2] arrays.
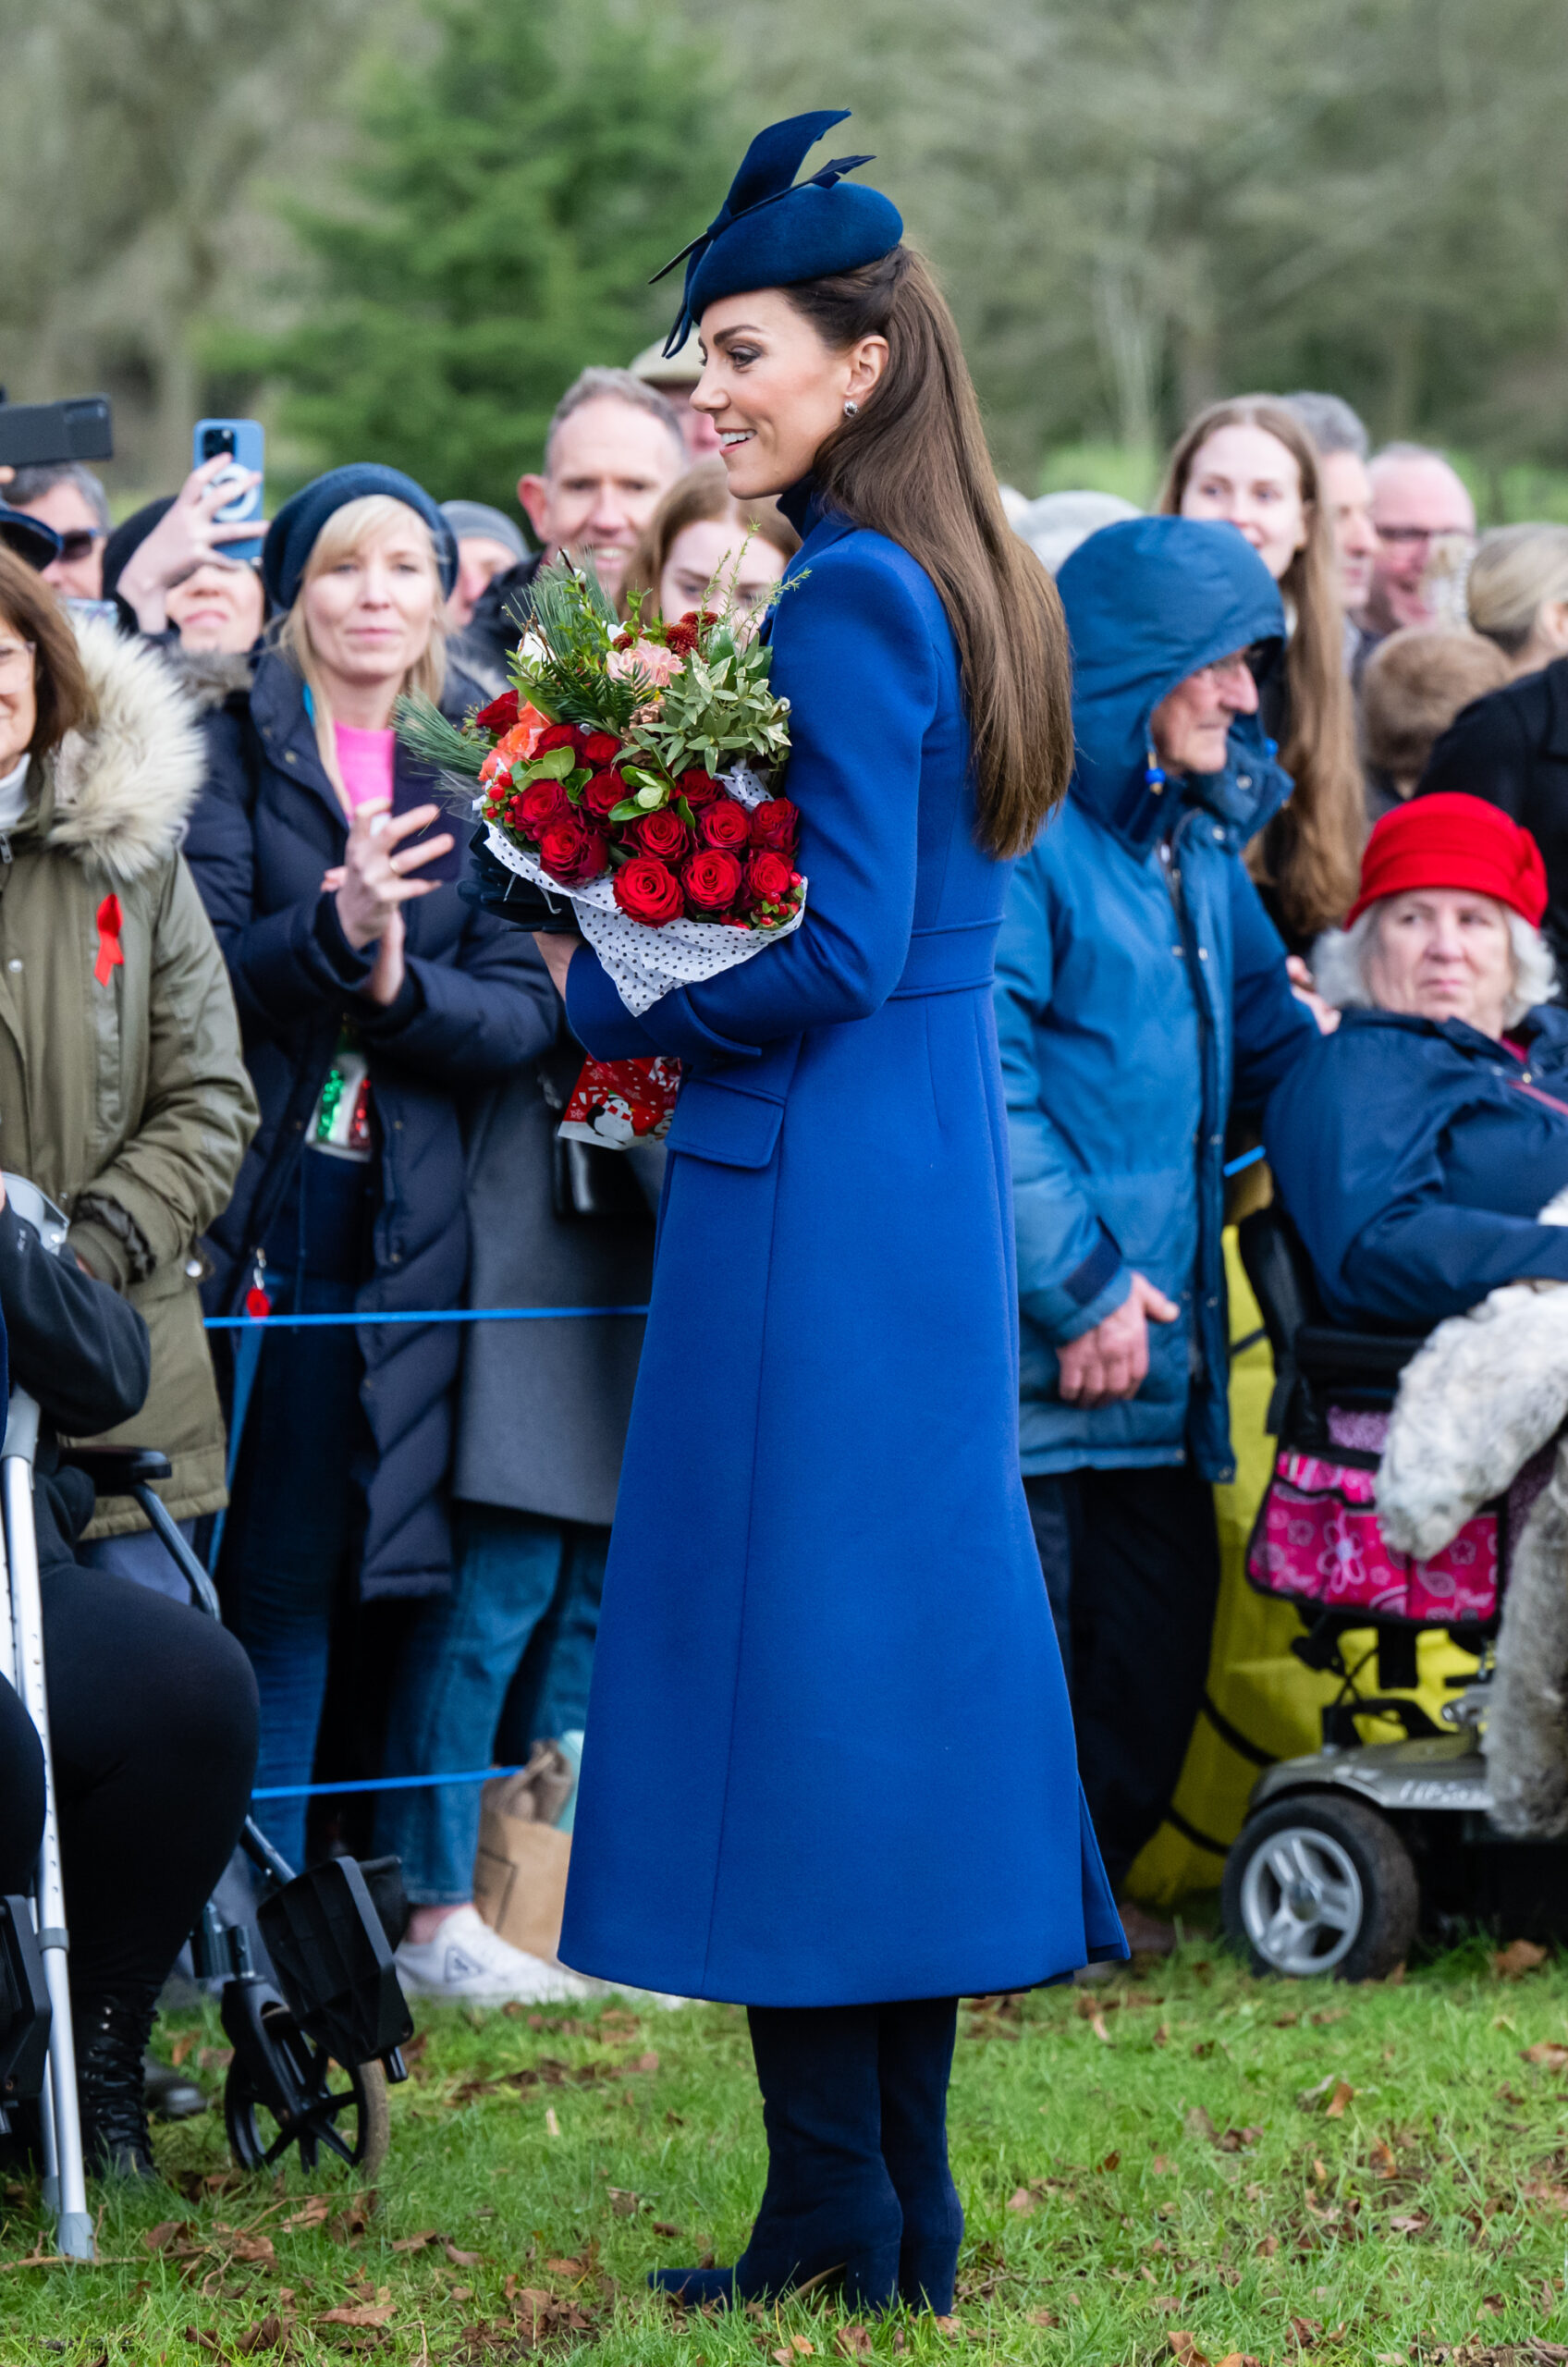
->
[[655, 109, 903, 357], [263, 463, 458, 612]]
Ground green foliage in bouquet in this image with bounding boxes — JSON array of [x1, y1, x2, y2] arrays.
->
[[622, 614, 792, 785], [521, 557, 642, 736], [392, 691, 487, 783]]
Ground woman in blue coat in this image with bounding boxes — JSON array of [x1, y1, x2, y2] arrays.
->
[[531, 114, 1123, 2315], [1266, 791, 1568, 1324]]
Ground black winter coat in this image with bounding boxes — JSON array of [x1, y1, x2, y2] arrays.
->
[[184, 650, 557, 1600], [1418, 657, 1568, 969]]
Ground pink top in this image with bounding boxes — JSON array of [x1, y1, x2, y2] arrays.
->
[[334, 721, 396, 813]]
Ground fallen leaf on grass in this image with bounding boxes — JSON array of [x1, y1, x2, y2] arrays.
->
[[234, 2316, 289, 2356], [1168, 2335, 1208, 2365], [833, 2329, 873, 2358], [1256, 2234, 1279, 2258], [1389, 2211, 1431, 2235], [606, 2189, 643, 2218], [1523, 2042, 1568, 2067], [1524, 2180, 1568, 2210], [652, 2221, 680, 2238], [1026, 2311, 1060, 2328], [933, 2318, 961, 2338], [1186, 2105, 1219, 2142], [1368, 2140, 1399, 2177], [1325, 2079, 1354, 2119], [318, 2300, 396, 2328], [544, 2106, 561, 2137], [390, 2231, 445, 2254], [446, 2243, 484, 2266], [1215, 2356, 1261, 2367], [169, 2031, 198, 2067], [283, 2197, 333, 2230], [1099, 2151, 1121, 2171], [1006, 2188, 1035, 2214], [1495, 1938, 1550, 1980], [1152, 2155, 1175, 2174], [1288, 2316, 1323, 2349]]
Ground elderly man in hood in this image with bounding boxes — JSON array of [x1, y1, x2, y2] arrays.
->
[[997, 515, 1326, 1951]]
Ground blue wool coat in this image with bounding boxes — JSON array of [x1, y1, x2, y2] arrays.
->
[[185, 651, 557, 1599], [556, 488, 1124, 2005], [996, 518, 1317, 1482], [1265, 1002, 1568, 1329]]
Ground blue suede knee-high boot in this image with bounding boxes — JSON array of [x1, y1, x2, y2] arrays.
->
[[651, 2005, 902, 2311], [877, 1998, 964, 2312]]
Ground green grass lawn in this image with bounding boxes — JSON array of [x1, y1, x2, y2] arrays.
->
[[9, 1942, 1568, 2364]]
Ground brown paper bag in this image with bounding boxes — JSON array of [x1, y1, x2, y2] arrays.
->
[[472, 1743, 573, 1963]]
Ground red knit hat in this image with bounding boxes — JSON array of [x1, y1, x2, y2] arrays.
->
[[1345, 791, 1548, 929]]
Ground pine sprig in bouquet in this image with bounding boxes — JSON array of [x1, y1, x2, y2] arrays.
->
[[397, 554, 805, 1147]]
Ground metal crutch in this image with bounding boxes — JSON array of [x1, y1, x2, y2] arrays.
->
[[1, 1176, 92, 2260]]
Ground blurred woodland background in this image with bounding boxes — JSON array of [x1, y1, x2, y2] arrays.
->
[[4, 0, 1568, 519]]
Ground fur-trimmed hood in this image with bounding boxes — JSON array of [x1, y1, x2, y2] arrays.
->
[[41, 612, 207, 884]]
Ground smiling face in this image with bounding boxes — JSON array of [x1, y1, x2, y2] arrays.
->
[[1364, 887, 1515, 1036], [0, 607, 36, 773], [1179, 423, 1309, 583], [518, 398, 683, 601], [300, 510, 441, 701], [165, 555, 265, 654], [1318, 448, 1378, 615], [1148, 649, 1260, 779], [658, 516, 786, 622], [691, 289, 888, 499]]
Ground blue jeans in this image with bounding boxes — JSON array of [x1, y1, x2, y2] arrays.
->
[[219, 1269, 364, 1876], [375, 1505, 607, 1904]]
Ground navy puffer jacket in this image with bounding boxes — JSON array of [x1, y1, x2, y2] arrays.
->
[[186, 649, 556, 1598]]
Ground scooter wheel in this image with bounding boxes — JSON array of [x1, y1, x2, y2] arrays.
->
[[224, 1996, 390, 2177], [1222, 1792, 1417, 1981]]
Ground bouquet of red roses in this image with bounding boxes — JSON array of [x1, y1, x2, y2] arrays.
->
[[398, 556, 804, 1147]]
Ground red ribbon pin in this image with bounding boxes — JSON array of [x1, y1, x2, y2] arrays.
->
[[93, 892, 124, 987]]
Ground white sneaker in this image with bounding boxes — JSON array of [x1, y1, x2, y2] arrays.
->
[[394, 1905, 597, 2004]]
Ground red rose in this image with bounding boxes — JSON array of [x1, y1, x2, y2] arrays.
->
[[614, 856, 684, 927], [582, 731, 621, 767], [682, 848, 744, 914], [632, 808, 693, 865], [538, 818, 608, 886], [679, 767, 722, 808], [582, 767, 629, 820], [663, 619, 700, 656], [474, 689, 520, 736], [699, 797, 752, 853], [512, 779, 572, 838], [748, 796, 799, 854], [743, 850, 796, 907], [535, 722, 580, 755]]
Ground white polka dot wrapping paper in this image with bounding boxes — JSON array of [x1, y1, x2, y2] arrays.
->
[[478, 761, 807, 1018]]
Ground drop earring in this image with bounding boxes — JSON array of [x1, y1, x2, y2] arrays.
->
[[843, 399, 859, 418]]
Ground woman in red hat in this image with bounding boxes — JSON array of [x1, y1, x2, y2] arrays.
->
[[1265, 791, 1568, 1326]]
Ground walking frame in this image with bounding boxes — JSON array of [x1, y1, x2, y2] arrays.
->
[[0, 1177, 413, 2262]]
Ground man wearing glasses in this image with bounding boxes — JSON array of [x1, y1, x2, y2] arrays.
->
[[3, 461, 110, 600], [1362, 441, 1476, 641]]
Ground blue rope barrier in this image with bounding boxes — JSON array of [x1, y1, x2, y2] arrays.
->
[[251, 1766, 529, 1802], [1221, 1146, 1266, 1179], [204, 1305, 649, 1330]]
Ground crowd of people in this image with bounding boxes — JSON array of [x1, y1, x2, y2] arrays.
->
[[4, 312, 1568, 2169]]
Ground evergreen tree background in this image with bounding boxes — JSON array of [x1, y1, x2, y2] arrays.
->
[[220, 0, 731, 509], [3, 0, 1568, 511]]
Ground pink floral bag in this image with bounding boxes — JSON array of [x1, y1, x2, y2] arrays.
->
[[1245, 1408, 1501, 1626]]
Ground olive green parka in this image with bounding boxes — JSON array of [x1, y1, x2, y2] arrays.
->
[[0, 614, 257, 1534]]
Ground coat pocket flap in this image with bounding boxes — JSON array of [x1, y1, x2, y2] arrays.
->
[[667, 1075, 786, 1170]]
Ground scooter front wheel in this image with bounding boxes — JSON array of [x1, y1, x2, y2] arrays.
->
[[224, 1995, 389, 2177]]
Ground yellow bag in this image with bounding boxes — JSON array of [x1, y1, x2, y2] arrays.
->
[[1126, 1228, 1476, 1909]]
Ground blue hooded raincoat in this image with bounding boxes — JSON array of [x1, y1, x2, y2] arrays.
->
[[1265, 1002, 1568, 1328], [995, 518, 1317, 1482], [555, 486, 1124, 2005]]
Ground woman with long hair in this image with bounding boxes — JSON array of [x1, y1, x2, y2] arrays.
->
[[531, 111, 1122, 2316], [1160, 396, 1364, 950], [618, 459, 798, 624], [183, 466, 557, 1878]]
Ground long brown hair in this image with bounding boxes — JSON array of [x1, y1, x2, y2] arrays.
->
[[0, 546, 95, 757], [784, 249, 1072, 860], [1159, 397, 1363, 938], [619, 461, 799, 622]]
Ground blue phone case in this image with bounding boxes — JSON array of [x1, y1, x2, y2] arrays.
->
[[192, 418, 264, 567]]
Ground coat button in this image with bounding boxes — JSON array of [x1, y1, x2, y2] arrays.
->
[[1197, 946, 1209, 960], [1207, 1295, 1219, 1308], [6, 958, 18, 972], [1213, 827, 1224, 840], [1238, 773, 1252, 788], [284, 751, 297, 765]]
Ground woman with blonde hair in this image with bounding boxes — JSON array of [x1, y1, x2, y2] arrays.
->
[[619, 460, 799, 624], [184, 465, 557, 1875], [1160, 396, 1364, 950], [1421, 522, 1568, 966]]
